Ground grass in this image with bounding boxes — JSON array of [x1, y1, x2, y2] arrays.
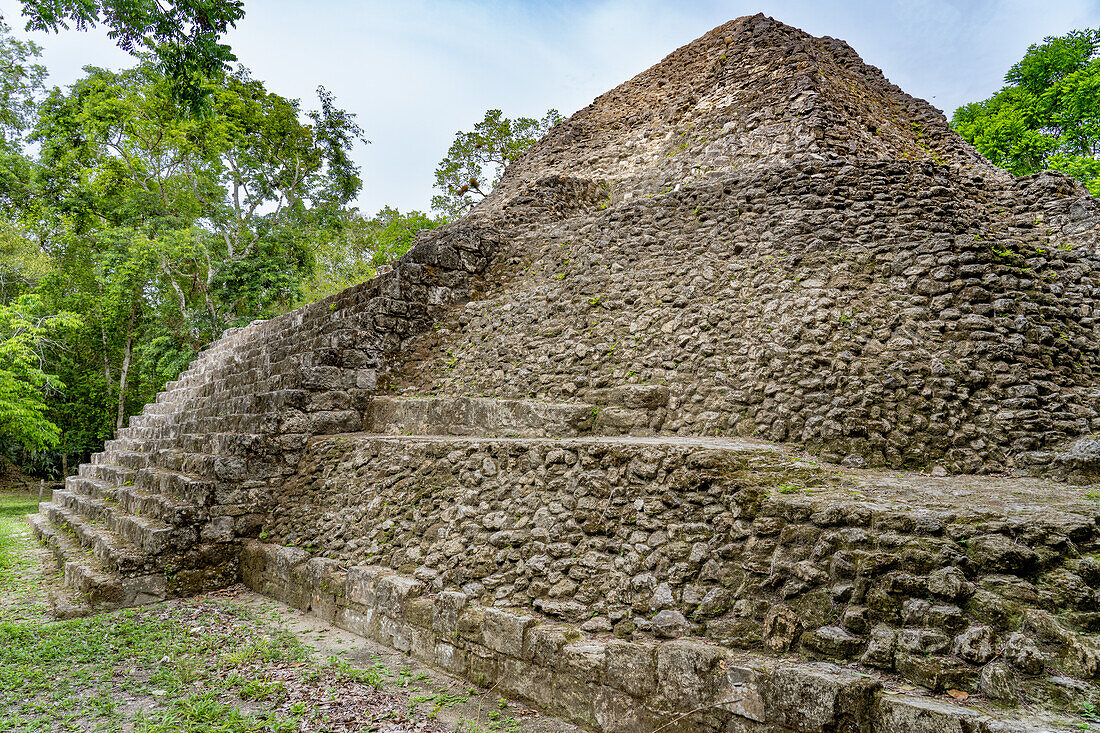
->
[[0, 493, 344, 731], [0, 491, 548, 733], [0, 493, 43, 610]]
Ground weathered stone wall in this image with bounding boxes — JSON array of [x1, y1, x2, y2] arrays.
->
[[487, 15, 999, 210], [260, 432, 1100, 707], [242, 539, 1089, 733], [402, 161, 1100, 472]]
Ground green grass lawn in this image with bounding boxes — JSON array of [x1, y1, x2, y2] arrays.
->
[[0, 493, 421, 732], [0, 493, 43, 618]]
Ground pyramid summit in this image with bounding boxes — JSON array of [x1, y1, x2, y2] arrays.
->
[[486, 13, 1003, 210], [31, 17, 1100, 732]]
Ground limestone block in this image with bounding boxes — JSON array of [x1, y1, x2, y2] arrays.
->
[[760, 663, 880, 732], [894, 654, 973, 693], [274, 546, 310, 582], [979, 662, 1020, 704], [465, 644, 499, 689], [547, 671, 599, 730], [952, 625, 994, 664], [497, 657, 554, 708], [801, 625, 865, 660], [558, 641, 606, 681], [875, 695, 983, 733], [241, 541, 278, 587], [375, 574, 424, 619], [432, 640, 466, 676], [656, 638, 727, 711], [298, 365, 342, 390], [432, 590, 468, 635], [603, 639, 657, 697], [308, 410, 361, 434], [523, 622, 578, 666], [607, 384, 670, 409], [591, 686, 663, 733], [715, 663, 765, 722], [481, 607, 536, 658], [405, 596, 434, 630], [345, 565, 386, 606], [968, 534, 1040, 575], [200, 516, 235, 544], [457, 606, 486, 646]]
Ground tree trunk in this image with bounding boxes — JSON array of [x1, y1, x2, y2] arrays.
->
[[115, 303, 138, 432]]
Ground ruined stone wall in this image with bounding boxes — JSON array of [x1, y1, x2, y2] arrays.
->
[[487, 15, 999, 211], [402, 161, 1100, 472], [259, 432, 1100, 704], [242, 533, 1095, 733]]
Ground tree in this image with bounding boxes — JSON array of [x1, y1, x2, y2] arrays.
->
[[25, 61, 367, 459], [432, 108, 562, 219], [952, 29, 1100, 195], [0, 294, 78, 451], [14, 0, 244, 115], [301, 206, 443, 303]]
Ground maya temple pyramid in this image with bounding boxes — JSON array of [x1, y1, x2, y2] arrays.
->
[[29, 14, 1100, 733]]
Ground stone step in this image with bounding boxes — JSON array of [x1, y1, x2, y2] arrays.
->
[[369, 395, 597, 438], [103, 436, 157, 453], [76, 463, 213, 507], [31, 513, 169, 610], [132, 467, 215, 507], [79, 461, 136, 485], [41, 498, 196, 568], [39, 503, 150, 576], [61, 478, 206, 526], [155, 450, 218, 476], [114, 424, 178, 442], [91, 449, 151, 471]]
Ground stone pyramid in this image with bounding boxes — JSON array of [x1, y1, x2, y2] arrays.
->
[[32, 14, 1100, 733]]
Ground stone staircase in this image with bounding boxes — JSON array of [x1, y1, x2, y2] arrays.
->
[[30, 329, 251, 612], [29, 224, 502, 614]]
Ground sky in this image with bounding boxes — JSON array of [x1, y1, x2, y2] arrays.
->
[[2, 0, 1099, 214]]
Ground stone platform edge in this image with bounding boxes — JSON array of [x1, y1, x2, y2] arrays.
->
[[241, 540, 1073, 733]]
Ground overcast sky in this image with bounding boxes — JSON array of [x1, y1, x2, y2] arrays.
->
[[2, 0, 1099, 214]]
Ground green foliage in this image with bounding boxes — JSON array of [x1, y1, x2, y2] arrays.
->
[[1, 44, 367, 472], [0, 294, 79, 451], [432, 108, 562, 218], [952, 29, 1100, 195], [301, 207, 444, 303], [16, 0, 245, 116], [0, 20, 44, 224]]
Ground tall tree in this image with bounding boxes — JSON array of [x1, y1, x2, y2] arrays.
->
[[14, 0, 244, 115], [952, 29, 1100, 195], [432, 108, 562, 219], [301, 206, 443, 303], [0, 19, 46, 303], [0, 294, 78, 451], [27, 61, 367, 461]]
